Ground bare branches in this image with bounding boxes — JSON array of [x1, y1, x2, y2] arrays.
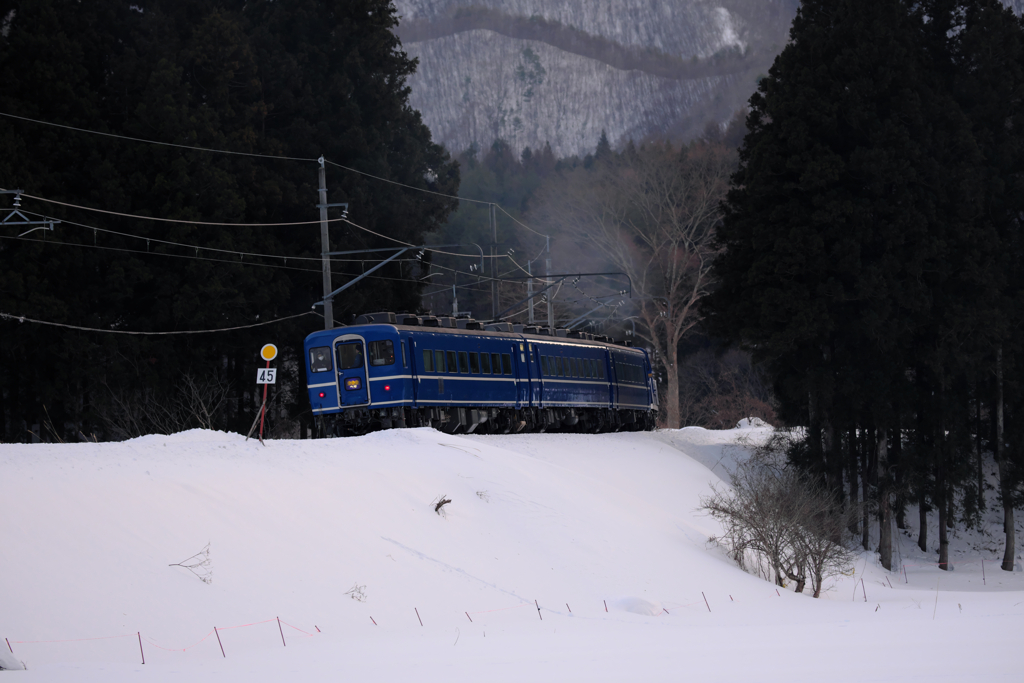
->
[[433, 495, 452, 518], [701, 458, 857, 597], [169, 543, 212, 584], [97, 372, 233, 440]]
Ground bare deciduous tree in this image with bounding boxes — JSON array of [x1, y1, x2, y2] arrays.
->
[[98, 373, 232, 440], [702, 456, 858, 598], [533, 141, 734, 427]]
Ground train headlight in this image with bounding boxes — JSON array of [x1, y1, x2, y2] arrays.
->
[[345, 378, 362, 391]]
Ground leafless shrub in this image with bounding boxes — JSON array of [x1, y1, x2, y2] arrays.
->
[[433, 494, 452, 518], [98, 373, 232, 440], [701, 459, 857, 597], [344, 583, 367, 602], [168, 543, 212, 585]]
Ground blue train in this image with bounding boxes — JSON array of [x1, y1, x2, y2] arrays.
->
[[303, 312, 658, 436]]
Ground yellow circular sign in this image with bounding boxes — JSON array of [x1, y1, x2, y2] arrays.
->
[[260, 344, 278, 362]]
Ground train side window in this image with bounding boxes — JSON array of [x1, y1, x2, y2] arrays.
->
[[501, 353, 513, 375], [573, 358, 580, 378], [309, 346, 333, 373], [447, 351, 459, 374], [584, 359, 592, 379], [369, 340, 395, 366], [543, 356, 551, 376], [422, 349, 434, 372], [435, 349, 447, 373], [457, 351, 469, 374], [480, 352, 491, 374], [599, 361, 606, 380], [401, 341, 407, 368], [469, 352, 480, 374], [491, 353, 501, 374]]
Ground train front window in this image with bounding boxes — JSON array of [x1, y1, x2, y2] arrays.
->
[[369, 340, 395, 366], [309, 346, 333, 373], [336, 342, 364, 370]]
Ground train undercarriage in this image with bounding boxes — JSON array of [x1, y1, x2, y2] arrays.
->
[[313, 405, 656, 438]]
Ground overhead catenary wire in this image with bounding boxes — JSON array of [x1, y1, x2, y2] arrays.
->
[[0, 310, 318, 335], [0, 234, 424, 283], [0, 111, 316, 162], [1, 111, 551, 243]]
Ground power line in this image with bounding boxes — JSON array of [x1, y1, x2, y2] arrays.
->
[[17, 191, 347, 227], [0, 234, 423, 283], [0, 310, 317, 335], [0, 111, 551, 243], [0, 111, 315, 162]]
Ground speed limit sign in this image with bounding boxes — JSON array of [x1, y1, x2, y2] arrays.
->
[[256, 367, 277, 384]]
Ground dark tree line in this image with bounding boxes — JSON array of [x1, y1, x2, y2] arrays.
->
[[707, 0, 1024, 572], [0, 0, 458, 441]]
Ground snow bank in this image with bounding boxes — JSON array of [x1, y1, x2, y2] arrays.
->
[[0, 426, 1021, 682]]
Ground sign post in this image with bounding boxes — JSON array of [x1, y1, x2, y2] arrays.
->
[[256, 344, 278, 444]]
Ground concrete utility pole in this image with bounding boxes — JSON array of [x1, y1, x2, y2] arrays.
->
[[545, 235, 553, 329], [318, 157, 333, 330], [490, 204, 498, 319], [527, 260, 534, 324]]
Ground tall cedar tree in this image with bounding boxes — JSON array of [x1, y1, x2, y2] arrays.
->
[[705, 0, 1024, 570], [0, 0, 458, 441]]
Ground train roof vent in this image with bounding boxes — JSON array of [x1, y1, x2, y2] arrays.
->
[[555, 328, 568, 338], [522, 325, 539, 334], [512, 324, 525, 333], [436, 316, 456, 328], [455, 318, 480, 329], [420, 316, 439, 327], [354, 311, 397, 325], [536, 326, 552, 336], [485, 322, 514, 332], [616, 339, 633, 347], [594, 334, 612, 343], [567, 330, 586, 339], [396, 313, 420, 326]]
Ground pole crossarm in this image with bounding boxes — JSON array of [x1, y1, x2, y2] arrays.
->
[[1, 190, 61, 236]]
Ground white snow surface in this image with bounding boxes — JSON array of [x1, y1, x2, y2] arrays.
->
[[1, 426, 1021, 681]]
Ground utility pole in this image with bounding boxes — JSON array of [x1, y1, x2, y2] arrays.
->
[[527, 260, 534, 324], [317, 157, 333, 330], [490, 204, 498, 319], [545, 235, 553, 329]]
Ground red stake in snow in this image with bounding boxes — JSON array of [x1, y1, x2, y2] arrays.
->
[[138, 632, 145, 665], [257, 344, 278, 445], [535, 600, 542, 621], [215, 627, 226, 658], [415, 608, 423, 626], [702, 592, 711, 613], [465, 612, 473, 623], [603, 600, 608, 612], [277, 617, 286, 647], [5, 637, 12, 654]]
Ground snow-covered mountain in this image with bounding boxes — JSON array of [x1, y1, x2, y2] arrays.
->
[[393, 0, 799, 157]]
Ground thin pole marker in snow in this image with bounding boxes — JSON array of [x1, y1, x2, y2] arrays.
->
[[370, 617, 377, 626], [138, 632, 144, 664], [933, 578, 940, 620], [465, 612, 473, 623], [535, 600, 542, 620], [861, 578, 867, 602], [904, 564, 908, 584], [5, 637, 12, 653], [885, 576, 893, 589], [415, 608, 423, 626], [277, 617, 286, 647], [214, 627, 225, 658], [566, 603, 571, 613], [702, 592, 711, 613], [603, 600, 608, 612], [776, 589, 780, 596], [982, 559, 986, 585]]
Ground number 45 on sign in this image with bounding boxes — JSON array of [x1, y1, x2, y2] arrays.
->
[[256, 368, 277, 384]]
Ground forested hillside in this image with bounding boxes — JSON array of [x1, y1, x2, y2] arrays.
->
[[0, 0, 458, 442]]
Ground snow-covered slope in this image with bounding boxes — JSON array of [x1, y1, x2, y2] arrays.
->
[[1, 426, 1021, 681]]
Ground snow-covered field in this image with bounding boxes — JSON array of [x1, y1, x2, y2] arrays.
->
[[1, 426, 1021, 681]]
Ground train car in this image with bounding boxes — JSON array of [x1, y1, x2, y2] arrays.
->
[[303, 312, 658, 436]]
